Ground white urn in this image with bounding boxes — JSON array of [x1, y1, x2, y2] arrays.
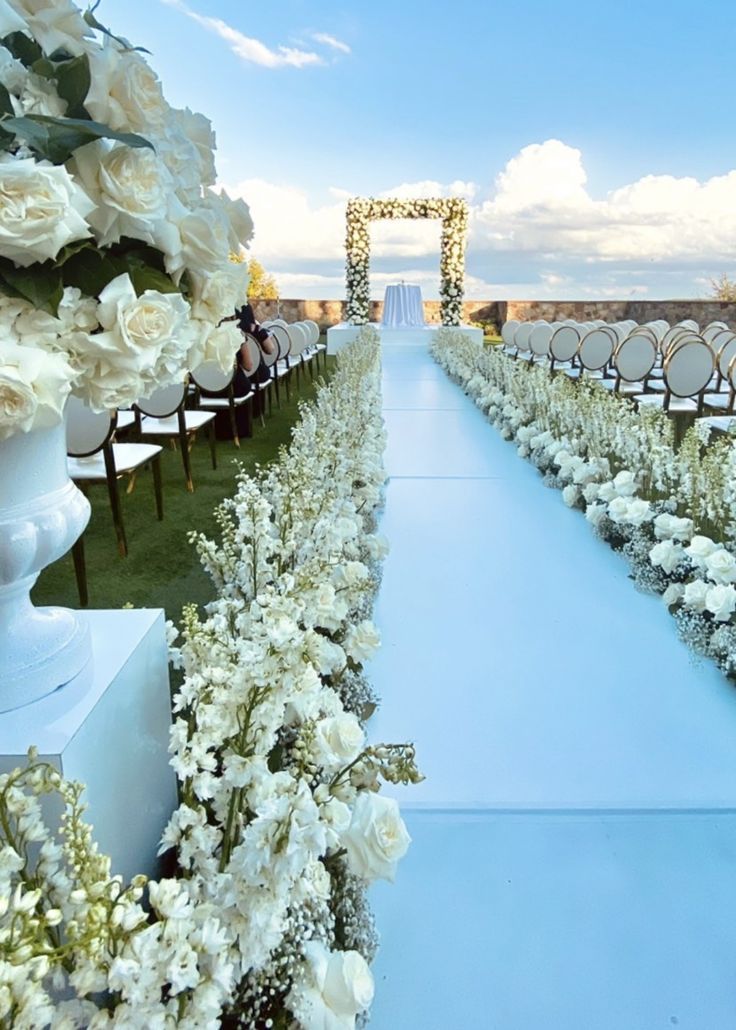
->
[[0, 418, 91, 712]]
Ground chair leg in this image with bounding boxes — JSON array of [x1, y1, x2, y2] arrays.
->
[[208, 419, 217, 469], [273, 370, 281, 408], [285, 366, 292, 401], [103, 445, 128, 558], [244, 398, 253, 439], [151, 454, 164, 520], [228, 397, 240, 448], [177, 411, 194, 492], [71, 536, 88, 607]]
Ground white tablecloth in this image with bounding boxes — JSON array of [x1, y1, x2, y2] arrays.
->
[[382, 283, 425, 328]]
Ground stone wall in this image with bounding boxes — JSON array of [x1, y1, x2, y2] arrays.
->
[[248, 298, 736, 331]]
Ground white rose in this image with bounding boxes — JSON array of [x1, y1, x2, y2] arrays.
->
[[704, 548, 736, 585], [198, 321, 241, 374], [585, 502, 606, 528], [597, 482, 616, 503], [86, 45, 169, 132], [562, 484, 579, 507], [0, 44, 27, 95], [321, 797, 351, 850], [288, 944, 374, 1030], [206, 188, 255, 252], [582, 482, 600, 504], [607, 496, 629, 523], [189, 265, 249, 325], [686, 535, 718, 564], [314, 714, 365, 767], [18, 72, 66, 117], [364, 533, 389, 560], [623, 498, 652, 526], [662, 583, 685, 607], [653, 513, 693, 542], [11, 0, 92, 56], [0, 157, 93, 266], [169, 206, 230, 280], [71, 141, 172, 247], [344, 620, 381, 663], [612, 470, 637, 496], [342, 792, 411, 883], [705, 584, 736, 622], [0, 341, 73, 441], [172, 107, 217, 186], [683, 579, 709, 612], [649, 540, 684, 574]]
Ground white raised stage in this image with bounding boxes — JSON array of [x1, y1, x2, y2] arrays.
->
[[326, 322, 484, 352]]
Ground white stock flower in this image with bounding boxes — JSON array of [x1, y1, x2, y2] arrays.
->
[[705, 584, 736, 622], [342, 792, 411, 883], [704, 548, 736, 585], [0, 340, 73, 440], [344, 620, 380, 663], [0, 157, 92, 266], [288, 943, 374, 1030], [682, 579, 709, 612]]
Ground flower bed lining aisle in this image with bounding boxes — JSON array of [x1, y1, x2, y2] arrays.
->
[[432, 329, 736, 680], [0, 328, 421, 1029]]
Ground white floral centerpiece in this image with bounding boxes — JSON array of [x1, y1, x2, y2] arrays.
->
[[0, 0, 252, 441], [345, 197, 468, 326]]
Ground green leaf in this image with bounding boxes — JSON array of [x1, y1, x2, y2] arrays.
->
[[61, 247, 128, 297], [53, 239, 96, 268], [0, 82, 14, 118], [83, 5, 151, 54], [127, 262, 179, 295], [2, 32, 43, 68], [0, 259, 64, 314], [0, 114, 153, 164], [51, 54, 91, 120]]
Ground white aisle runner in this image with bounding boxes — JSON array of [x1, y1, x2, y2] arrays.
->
[[368, 341, 736, 1029]]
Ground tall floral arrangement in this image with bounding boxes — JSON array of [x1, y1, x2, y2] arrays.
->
[[0, 0, 253, 443], [344, 196, 467, 326], [0, 329, 421, 1027]]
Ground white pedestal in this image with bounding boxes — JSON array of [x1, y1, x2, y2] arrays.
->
[[0, 609, 177, 882], [327, 323, 484, 353]]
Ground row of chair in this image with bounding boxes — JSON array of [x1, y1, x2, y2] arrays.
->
[[64, 317, 327, 604], [500, 318, 736, 429]]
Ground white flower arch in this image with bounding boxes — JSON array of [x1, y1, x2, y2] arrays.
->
[[344, 197, 468, 326]]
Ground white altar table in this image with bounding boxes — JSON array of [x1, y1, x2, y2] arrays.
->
[[382, 283, 424, 328]]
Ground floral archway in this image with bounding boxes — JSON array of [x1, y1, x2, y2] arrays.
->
[[344, 197, 468, 326]]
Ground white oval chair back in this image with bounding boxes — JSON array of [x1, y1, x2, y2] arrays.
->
[[241, 335, 262, 373], [664, 338, 715, 397], [136, 382, 187, 419], [614, 333, 657, 382], [716, 332, 736, 379], [501, 320, 520, 347], [676, 319, 699, 332], [549, 325, 580, 363], [578, 328, 615, 371], [287, 323, 308, 356], [513, 322, 534, 353], [66, 395, 114, 457], [268, 318, 288, 328], [270, 324, 291, 358], [703, 322, 730, 344], [529, 322, 553, 357], [304, 319, 320, 345], [190, 360, 235, 393]]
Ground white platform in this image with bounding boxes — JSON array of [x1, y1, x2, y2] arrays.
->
[[368, 343, 736, 1027], [0, 609, 177, 881], [326, 323, 483, 353]]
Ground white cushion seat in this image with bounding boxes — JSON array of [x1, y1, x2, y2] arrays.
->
[[634, 394, 698, 413], [702, 393, 733, 411], [198, 392, 252, 409], [68, 442, 162, 481], [140, 410, 215, 435], [701, 415, 736, 433]]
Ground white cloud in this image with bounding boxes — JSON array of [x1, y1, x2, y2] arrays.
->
[[225, 141, 736, 298], [311, 32, 351, 54], [161, 0, 323, 68]]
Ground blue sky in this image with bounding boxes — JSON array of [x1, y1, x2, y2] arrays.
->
[[103, 0, 736, 300]]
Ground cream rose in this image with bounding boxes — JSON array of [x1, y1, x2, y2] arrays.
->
[[167, 206, 230, 280], [86, 45, 169, 132], [649, 540, 684, 574], [585, 502, 606, 528], [0, 157, 93, 267], [705, 584, 736, 622], [195, 321, 241, 374], [342, 792, 411, 883], [686, 535, 718, 564], [662, 583, 685, 607], [206, 187, 254, 251], [11, 0, 91, 57], [173, 107, 217, 186], [0, 341, 73, 441], [612, 470, 637, 496], [71, 141, 172, 247], [189, 265, 249, 325], [654, 513, 693, 542]]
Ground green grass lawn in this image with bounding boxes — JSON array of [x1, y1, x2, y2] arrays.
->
[[33, 357, 335, 623]]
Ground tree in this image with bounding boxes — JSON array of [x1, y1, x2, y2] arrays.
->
[[709, 273, 736, 301], [246, 258, 279, 300]]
